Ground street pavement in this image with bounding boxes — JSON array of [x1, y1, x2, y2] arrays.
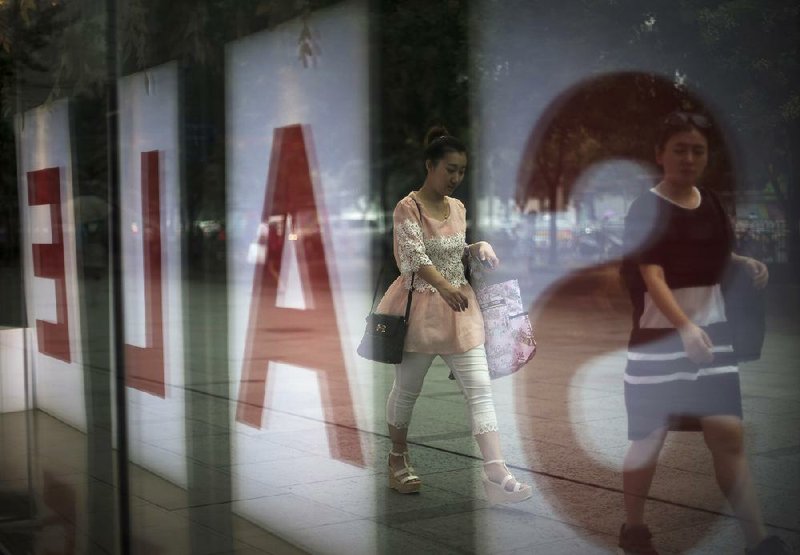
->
[[1, 265, 798, 554], [177, 265, 800, 554]]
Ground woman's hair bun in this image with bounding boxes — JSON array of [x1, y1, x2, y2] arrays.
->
[[424, 125, 450, 147], [421, 125, 466, 166]]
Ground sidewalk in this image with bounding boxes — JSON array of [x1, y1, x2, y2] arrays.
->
[[177, 273, 800, 553], [1, 272, 797, 554]]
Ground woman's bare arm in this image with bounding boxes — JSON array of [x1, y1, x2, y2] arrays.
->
[[640, 264, 691, 329], [416, 265, 469, 312], [731, 252, 769, 288], [640, 263, 714, 364]]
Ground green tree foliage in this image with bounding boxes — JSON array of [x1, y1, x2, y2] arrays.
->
[[1, 0, 797, 267], [508, 0, 799, 268], [517, 73, 733, 205], [375, 0, 471, 208], [690, 0, 799, 266]]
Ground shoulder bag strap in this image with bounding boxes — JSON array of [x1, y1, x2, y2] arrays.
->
[[368, 264, 385, 311], [369, 197, 423, 319], [403, 198, 424, 321]]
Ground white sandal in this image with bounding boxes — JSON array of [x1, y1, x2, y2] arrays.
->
[[388, 450, 421, 494], [482, 459, 532, 505]]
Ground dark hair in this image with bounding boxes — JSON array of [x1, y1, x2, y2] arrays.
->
[[423, 125, 467, 167], [655, 111, 712, 151]]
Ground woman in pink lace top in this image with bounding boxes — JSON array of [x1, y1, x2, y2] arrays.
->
[[376, 126, 531, 505]]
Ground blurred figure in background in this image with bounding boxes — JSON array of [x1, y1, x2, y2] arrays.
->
[[618, 112, 786, 555]]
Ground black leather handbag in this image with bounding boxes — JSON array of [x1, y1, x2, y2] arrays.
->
[[707, 189, 766, 362], [721, 260, 766, 362], [357, 199, 423, 364], [357, 269, 415, 364]]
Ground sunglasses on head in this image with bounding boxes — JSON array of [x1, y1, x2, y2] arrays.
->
[[664, 112, 712, 128]]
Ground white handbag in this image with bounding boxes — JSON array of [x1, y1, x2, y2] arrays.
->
[[474, 278, 537, 379]]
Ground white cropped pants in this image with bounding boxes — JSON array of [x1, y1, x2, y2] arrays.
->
[[386, 345, 499, 436]]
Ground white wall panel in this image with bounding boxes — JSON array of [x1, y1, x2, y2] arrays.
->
[[16, 100, 86, 430], [118, 61, 187, 487]]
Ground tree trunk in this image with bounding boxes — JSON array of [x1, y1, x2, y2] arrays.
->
[[549, 180, 558, 265], [548, 130, 568, 265]]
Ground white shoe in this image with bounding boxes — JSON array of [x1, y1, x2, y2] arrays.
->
[[388, 450, 421, 494], [482, 459, 532, 505]]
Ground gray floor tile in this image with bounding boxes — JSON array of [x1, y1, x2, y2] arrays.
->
[[288, 473, 475, 518], [291, 518, 467, 555], [227, 453, 376, 489], [130, 501, 193, 531], [654, 519, 745, 555], [498, 531, 618, 555], [395, 508, 589, 553], [130, 524, 247, 555], [231, 493, 362, 531], [236, 532, 310, 555]]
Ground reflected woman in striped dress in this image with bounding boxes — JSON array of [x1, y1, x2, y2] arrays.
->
[[617, 113, 787, 555]]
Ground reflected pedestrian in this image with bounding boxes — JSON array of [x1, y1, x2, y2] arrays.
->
[[618, 112, 786, 555], [376, 126, 532, 505]]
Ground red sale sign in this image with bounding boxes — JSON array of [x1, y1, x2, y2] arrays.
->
[[236, 125, 364, 466], [118, 61, 188, 487], [16, 100, 86, 430], [124, 151, 166, 397], [27, 167, 71, 363]]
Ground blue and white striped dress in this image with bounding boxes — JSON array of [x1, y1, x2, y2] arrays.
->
[[621, 187, 742, 440]]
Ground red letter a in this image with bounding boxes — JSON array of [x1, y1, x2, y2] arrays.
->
[[236, 125, 364, 467]]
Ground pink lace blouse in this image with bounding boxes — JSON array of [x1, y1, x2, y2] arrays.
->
[[375, 192, 485, 354]]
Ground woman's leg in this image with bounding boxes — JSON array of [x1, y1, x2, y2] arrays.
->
[[442, 346, 528, 491], [386, 351, 435, 473], [623, 427, 667, 526], [701, 415, 766, 548]]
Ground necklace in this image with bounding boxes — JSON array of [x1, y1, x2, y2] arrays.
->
[[414, 191, 450, 221]]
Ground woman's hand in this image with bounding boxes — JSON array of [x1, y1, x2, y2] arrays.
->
[[679, 323, 714, 365], [470, 241, 500, 270], [438, 284, 470, 312], [736, 255, 769, 289]]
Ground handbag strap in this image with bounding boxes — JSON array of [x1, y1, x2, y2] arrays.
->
[[404, 274, 416, 322], [369, 198, 423, 321], [368, 264, 386, 310]]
